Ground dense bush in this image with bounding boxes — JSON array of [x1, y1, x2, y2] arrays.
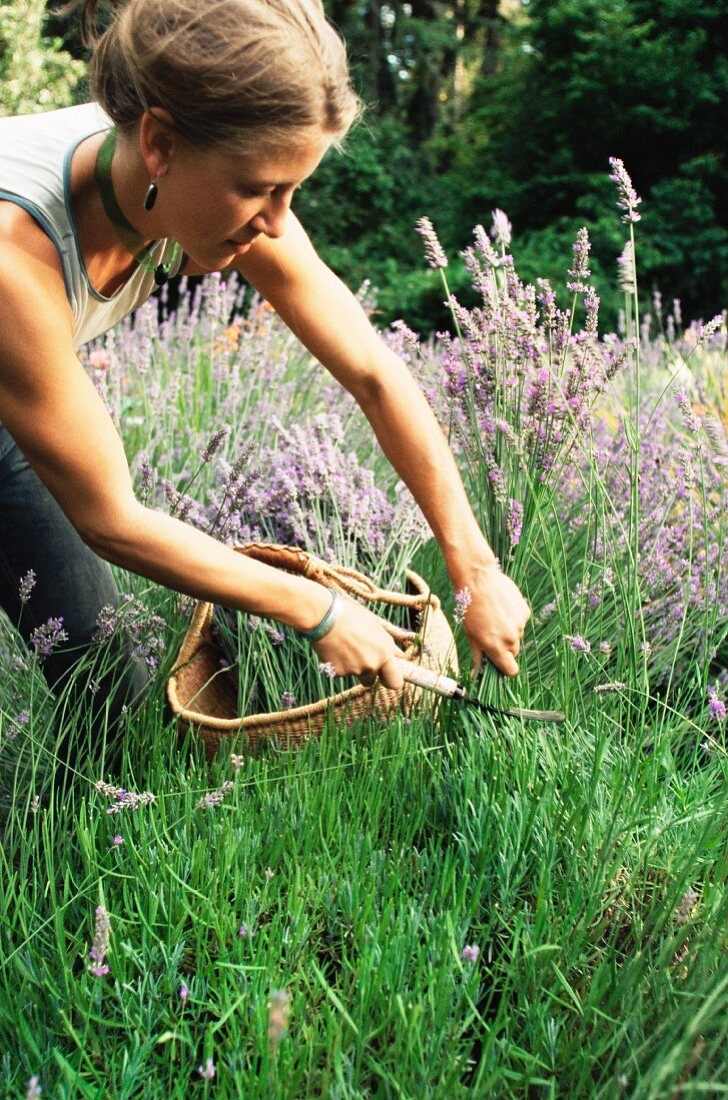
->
[[0, 0, 84, 116]]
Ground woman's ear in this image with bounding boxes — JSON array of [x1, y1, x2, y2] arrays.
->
[[138, 109, 180, 179]]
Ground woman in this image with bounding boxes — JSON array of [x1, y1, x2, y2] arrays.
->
[[0, 0, 530, 783]]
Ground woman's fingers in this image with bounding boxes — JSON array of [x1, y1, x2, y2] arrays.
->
[[472, 647, 519, 678], [459, 566, 531, 679], [496, 651, 519, 677], [358, 656, 404, 691], [470, 633, 523, 678], [313, 596, 405, 688], [377, 656, 404, 691]]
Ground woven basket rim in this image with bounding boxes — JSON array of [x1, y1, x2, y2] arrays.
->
[[166, 556, 444, 732]]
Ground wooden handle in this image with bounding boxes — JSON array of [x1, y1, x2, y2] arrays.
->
[[398, 659, 460, 698]]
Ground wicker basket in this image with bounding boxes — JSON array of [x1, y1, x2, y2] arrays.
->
[[167, 542, 458, 759]]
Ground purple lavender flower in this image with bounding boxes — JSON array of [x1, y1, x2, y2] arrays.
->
[[19, 570, 36, 604], [30, 617, 68, 660], [280, 691, 296, 710], [200, 426, 231, 463], [93, 604, 118, 645], [239, 922, 251, 937], [163, 479, 195, 522], [112, 834, 123, 847], [93, 597, 166, 672], [490, 208, 512, 252], [318, 661, 337, 678], [461, 944, 480, 962], [88, 905, 111, 977], [95, 780, 157, 814], [506, 498, 524, 547], [415, 216, 448, 269], [617, 241, 635, 294], [608, 157, 642, 223], [389, 318, 422, 356], [137, 458, 156, 505], [674, 391, 701, 433], [210, 413, 397, 561], [472, 224, 501, 268], [567, 227, 591, 293], [536, 279, 557, 329], [708, 687, 726, 721], [584, 287, 600, 338], [697, 313, 726, 345], [453, 586, 473, 625], [195, 780, 235, 810], [264, 622, 285, 645], [26, 1078, 42, 1100], [565, 635, 591, 654], [198, 1058, 215, 1081], [673, 890, 699, 925]]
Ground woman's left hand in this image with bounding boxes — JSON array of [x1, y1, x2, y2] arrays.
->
[[455, 561, 531, 678]]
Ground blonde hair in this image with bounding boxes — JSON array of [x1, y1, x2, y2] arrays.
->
[[72, 0, 361, 152]]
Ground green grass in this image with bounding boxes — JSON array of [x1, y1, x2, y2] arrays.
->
[[1, 596, 726, 1096]]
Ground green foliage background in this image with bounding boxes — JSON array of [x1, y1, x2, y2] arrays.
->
[[313, 0, 728, 332], [0, 0, 84, 115], [19, 0, 728, 331]]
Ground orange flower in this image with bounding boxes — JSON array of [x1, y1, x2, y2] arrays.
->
[[213, 322, 242, 355]]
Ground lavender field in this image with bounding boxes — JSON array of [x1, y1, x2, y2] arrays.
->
[[0, 169, 726, 1097]]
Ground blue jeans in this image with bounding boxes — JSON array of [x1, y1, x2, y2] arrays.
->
[[0, 421, 149, 788]]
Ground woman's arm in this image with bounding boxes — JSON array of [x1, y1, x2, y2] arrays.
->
[[0, 240, 405, 688], [237, 215, 531, 675]]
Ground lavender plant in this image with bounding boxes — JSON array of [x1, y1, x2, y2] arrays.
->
[[414, 213, 624, 595], [87, 276, 429, 586], [414, 166, 726, 721]]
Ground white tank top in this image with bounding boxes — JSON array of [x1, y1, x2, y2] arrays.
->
[[0, 102, 183, 346]]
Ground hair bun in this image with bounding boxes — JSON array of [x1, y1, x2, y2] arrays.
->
[[76, 0, 362, 154]]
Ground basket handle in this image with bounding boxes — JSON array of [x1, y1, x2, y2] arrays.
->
[[234, 542, 440, 612]]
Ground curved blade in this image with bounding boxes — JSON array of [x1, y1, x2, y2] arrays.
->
[[398, 659, 565, 723]]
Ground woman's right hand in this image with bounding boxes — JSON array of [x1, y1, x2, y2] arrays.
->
[[310, 595, 405, 691]]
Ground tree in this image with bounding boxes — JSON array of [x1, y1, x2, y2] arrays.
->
[[450, 0, 728, 322], [0, 0, 85, 116]]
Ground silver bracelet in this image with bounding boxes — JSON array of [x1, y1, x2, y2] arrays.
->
[[301, 590, 343, 642]]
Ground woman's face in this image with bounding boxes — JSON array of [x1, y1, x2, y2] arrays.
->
[[154, 135, 329, 268]]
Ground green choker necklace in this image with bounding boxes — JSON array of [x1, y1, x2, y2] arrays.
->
[[95, 128, 180, 287]]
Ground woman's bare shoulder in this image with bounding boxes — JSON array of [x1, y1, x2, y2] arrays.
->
[[0, 202, 72, 334], [0, 200, 64, 269], [0, 211, 74, 369]]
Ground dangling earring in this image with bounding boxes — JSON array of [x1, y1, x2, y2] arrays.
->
[[143, 179, 158, 212]]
